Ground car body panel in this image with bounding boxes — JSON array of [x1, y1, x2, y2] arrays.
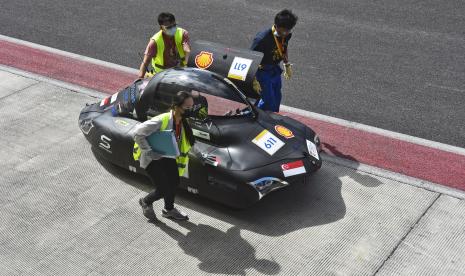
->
[[79, 59, 321, 208], [188, 40, 263, 100]]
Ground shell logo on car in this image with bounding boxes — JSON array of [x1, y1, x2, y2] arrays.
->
[[275, 125, 294, 139], [195, 51, 214, 69]]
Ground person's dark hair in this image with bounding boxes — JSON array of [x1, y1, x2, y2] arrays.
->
[[158, 12, 176, 26], [274, 9, 298, 30], [171, 91, 195, 146]]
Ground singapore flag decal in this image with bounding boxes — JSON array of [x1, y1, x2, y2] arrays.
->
[[281, 160, 306, 177]]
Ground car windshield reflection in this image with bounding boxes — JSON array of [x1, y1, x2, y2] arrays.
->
[[157, 68, 253, 119]]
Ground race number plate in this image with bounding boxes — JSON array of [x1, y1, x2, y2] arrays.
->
[[252, 129, 285, 156], [228, 57, 253, 81]]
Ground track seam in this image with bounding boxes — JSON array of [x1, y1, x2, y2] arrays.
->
[[0, 81, 40, 101], [372, 194, 441, 276]]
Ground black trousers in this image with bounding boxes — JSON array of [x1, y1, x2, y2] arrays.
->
[[144, 158, 179, 210]]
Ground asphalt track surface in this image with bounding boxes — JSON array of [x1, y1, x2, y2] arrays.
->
[[1, 0, 465, 148]]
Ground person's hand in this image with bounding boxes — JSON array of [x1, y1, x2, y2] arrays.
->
[[284, 63, 292, 80], [150, 151, 164, 160], [252, 78, 262, 94], [141, 149, 163, 160], [138, 71, 150, 79], [145, 71, 155, 78]]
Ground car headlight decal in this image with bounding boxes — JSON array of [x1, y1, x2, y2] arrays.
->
[[79, 119, 94, 135], [248, 177, 289, 199], [306, 140, 320, 160]]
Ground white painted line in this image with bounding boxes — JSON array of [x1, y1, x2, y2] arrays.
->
[[2, 34, 465, 156], [281, 105, 465, 157], [0, 34, 138, 75], [0, 65, 107, 100], [425, 83, 465, 93]]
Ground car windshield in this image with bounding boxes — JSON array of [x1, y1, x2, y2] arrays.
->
[[157, 69, 253, 118]]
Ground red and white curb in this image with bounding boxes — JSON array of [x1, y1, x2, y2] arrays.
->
[[1, 34, 464, 198]]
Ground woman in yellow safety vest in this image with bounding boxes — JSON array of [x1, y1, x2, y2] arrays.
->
[[133, 91, 195, 221]]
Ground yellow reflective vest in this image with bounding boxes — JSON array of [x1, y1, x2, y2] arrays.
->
[[150, 28, 186, 74], [133, 112, 191, 177]]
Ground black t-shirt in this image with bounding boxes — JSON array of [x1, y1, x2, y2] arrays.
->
[[251, 28, 292, 66]]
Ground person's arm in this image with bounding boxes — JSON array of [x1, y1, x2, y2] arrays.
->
[[251, 32, 265, 93], [251, 32, 264, 52], [283, 33, 292, 80], [181, 30, 191, 66], [138, 40, 157, 78], [132, 116, 163, 151]]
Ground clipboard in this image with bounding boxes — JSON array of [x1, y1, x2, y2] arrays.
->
[[146, 130, 180, 158]]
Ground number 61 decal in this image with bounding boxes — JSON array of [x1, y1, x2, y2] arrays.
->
[[264, 137, 277, 149], [252, 130, 285, 156]]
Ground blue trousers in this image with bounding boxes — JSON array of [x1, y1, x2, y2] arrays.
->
[[256, 65, 283, 112]]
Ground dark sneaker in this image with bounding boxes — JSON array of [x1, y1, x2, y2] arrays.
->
[[162, 207, 189, 220], [139, 198, 156, 221]]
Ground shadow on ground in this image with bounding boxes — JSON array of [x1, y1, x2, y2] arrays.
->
[[93, 142, 382, 237], [92, 143, 383, 274], [156, 220, 281, 275]]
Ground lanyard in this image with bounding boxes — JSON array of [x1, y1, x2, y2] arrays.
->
[[271, 25, 288, 63], [175, 122, 181, 142]]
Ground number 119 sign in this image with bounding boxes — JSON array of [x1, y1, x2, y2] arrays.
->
[[252, 129, 285, 156], [228, 57, 253, 81]]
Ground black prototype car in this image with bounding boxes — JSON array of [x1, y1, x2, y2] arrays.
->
[[79, 43, 322, 208]]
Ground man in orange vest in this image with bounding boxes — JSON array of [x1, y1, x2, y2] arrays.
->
[[137, 12, 191, 78]]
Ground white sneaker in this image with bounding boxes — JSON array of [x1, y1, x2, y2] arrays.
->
[[162, 207, 189, 220]]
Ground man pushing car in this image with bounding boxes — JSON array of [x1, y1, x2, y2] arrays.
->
[[137, 12, 191, 78]]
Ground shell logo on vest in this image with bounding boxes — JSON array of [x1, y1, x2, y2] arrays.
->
[[195, 51, 214, 69], [275, 125, 294, 139]]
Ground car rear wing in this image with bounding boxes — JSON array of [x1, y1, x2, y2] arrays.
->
[[187, 40, 264, 100]]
